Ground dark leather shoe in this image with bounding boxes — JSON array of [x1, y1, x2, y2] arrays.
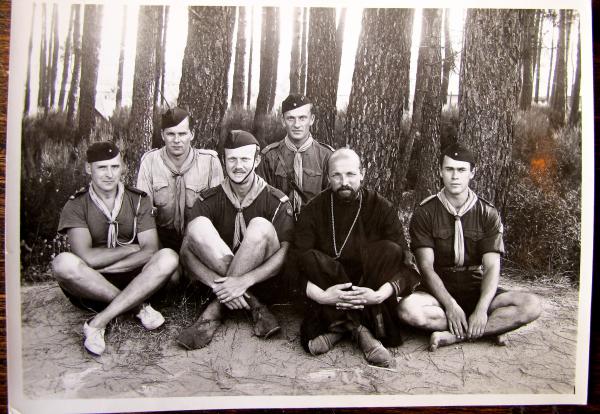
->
[[354, 325, 395, 368], [176, 319, 221, 350], [251, 306, 280, 338]]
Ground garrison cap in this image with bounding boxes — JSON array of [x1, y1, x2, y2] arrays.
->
[[282, 94, 311, 114], [441, 142, 475, 166], [161, 107, 191, 129], [224, 130, 260, 149], [86, 141, 120, 163]]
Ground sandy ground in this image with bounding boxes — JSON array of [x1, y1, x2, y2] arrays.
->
[[19, 279, 578, 399]]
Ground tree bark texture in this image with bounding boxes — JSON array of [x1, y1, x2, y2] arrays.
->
[[37, 3, 48, 111], [246, 6, 254, 108], [550, 9, 567, 129], [66, 5, 81, 127], [232, 6, 247, 109], [533, 10, 543, 104], [335, 8, 347, 88], [160, 6, 169, 103], [253, 7, 279, 145], [58, 5, 75, 111], [519, 9, 535, 111], [115, 5, 127, 109], [568, 20, 581, 127], [289, 7, 304, 95], [153, 7, 165, 110], [441, 9, 454, 106], [179, 6, 235, 149], [457, 9, 521, 212], [546, 12, 556, 102], [78, 4, 103, 140], [300, 8, 308, 94], [306, 8, 337, 147], [24, 3, 35, 115], [345, 8, 414, 205], [48, 4, 60, 109], [399, 9, 442, 203]]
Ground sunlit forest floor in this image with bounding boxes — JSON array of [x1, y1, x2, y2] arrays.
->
[[19, 274, 577, 399]]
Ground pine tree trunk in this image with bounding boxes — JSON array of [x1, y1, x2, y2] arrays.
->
[[246, 6, 254, 108], [153, 6, 165, 110], [48, 4, 60, 110], [546, 12, 556, 104], [300, 8, 309, 94], [232, 6, 247, 109], [58, 6, 75, 111], [179, 6, 235, 149], [519, 10, 535, 111], [335, 8, 347, 87], [160, 6, 169, 102], [398, 9, 442, 200], [253, 7, 280, 144], [550, 10, 567, 129], [24, 3, 35, 115], [441, 9, 454, 106], [458, 9, 521, 211], [345, 9, 413, 205], [115, 6, 127, 109], [568, 20, 581, 127], [533, 10, 543, 104], [289, 7, 303, 95], [78, 5, 103, 140], [37, 3, 48, 111], [306, 8, 337, 146], [66, 5, 81, 127]]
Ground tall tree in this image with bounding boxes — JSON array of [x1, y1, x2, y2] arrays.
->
[[160, 6, 169, 102], [66, 5, 81, 127], [568, 19, 581, 127], [549, 9, 567, 129], [232, 6, 247, 109], [78, 5, 103, 140], [253, 7, 280, 144], [127, 6, 162, 176], [48, 4, 60, 109], [153, 6, 165, 109], [37, 3, 48, 111], [24, 3, 36, 115], [115, 5, 127, 109], [345, 9, 414, 204], [179, 6, 235, 149], [457, 9, 521, 211], [246, 6, 254, 108], [441, 9, 454, 106], [300, 7, 309, 94], [519, 10, 536, 111], [546, 12, 556, 103], [398, 9, 442, 201], [306, 8, 338, 146], [289, 7, 304, 95], [533, 10, 543, 104], [58, 6, 75, 111]]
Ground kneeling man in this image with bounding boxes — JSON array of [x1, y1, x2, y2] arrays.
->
[[52, 142, 179, 356], [295, 148, 420, 367], [397, 143, 541, 351], [176, 130, 294, 349]]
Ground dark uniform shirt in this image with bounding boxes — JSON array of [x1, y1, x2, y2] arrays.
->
[[57, 186, 155, 247], [410, 195, 504, 272], [190, 184, 295, 250], [295, 188, 408, 283], [258, 139, 333, 207]]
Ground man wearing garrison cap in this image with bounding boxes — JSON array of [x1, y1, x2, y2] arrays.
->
[[137, 107, 223, 251], [258, 94, 333, 219], [397, 143, 541, 351], [52, 142, 179, 356], [176, 130, 294, 349]]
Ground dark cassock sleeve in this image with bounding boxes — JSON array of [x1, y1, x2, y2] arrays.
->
[[293, 201, 318, 252]]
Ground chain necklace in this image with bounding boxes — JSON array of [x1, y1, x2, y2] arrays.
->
[[331, 191, 362, 259]]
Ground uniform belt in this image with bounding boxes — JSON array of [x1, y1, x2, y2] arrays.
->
[[438, 265, 482, 272]]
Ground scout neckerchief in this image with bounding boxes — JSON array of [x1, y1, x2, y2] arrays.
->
[[221, 174, 267, 250], [436, 188, 478, 266], [89, 181, 126, 248], [160, 146, 196, 235], [284, 134, 313, 215]]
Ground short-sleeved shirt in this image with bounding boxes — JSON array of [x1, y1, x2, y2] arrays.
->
[[136, 147, 223, 230], [58, 186, 155, 247], [190, 184, 294, 250], [409, 195, 504, 273], [258, 139, 333, 209]]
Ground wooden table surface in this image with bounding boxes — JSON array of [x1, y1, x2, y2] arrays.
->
[[0, 1, 599, 413]]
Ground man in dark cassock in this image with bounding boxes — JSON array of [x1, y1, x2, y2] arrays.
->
[[52, 142, 179, 356], [176, 130, 294, 350], [398, 143, 541, 351], [294, 148, 420, 367]]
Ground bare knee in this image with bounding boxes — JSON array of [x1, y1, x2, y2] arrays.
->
[[397, 296, 430, 328], [151, 248, 179, 275], [518, 293, 542, 324], [245, 217, 277, 243], [52, 252, 84, 283], [186, 217, 216, 250]]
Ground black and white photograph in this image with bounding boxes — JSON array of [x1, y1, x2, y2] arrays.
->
[[4, 0, 594, 411]]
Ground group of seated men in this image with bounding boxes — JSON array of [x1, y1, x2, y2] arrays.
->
[[52, 94, 541, 367]]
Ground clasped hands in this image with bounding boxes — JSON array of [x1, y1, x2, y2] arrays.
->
[[321, 282, 382, 310], [212, 275, 252, 310]]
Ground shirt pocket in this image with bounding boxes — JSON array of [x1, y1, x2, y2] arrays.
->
[[432, 227, 454, 262], [302, 167, 323, 198], [185, 183, 205, 208], [152, 182, 170, 207], [274, 162, 290, 192], [463, 227, 484, 262]]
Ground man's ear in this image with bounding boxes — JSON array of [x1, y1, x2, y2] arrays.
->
[[309, 113, 315, 126], [85, 162, 91, 175], [470, 167, 476, 180], [254, 152, 262, 168]]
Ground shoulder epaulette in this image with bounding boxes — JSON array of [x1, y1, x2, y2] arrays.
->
[[316, 140, 334, 152], [196, 148, 219, 158], [125, 185, 148, 197], [200, 185, 220, 200], [260, 141, 281, 155], [268, 185, 289, 203], [419, 194, 437, 206], [139, 148, 159, 162], [479, 197, 495, 207], [69, 187, 88, 200]]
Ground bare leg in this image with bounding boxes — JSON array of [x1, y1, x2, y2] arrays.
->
[[226, 217, 280, 278]]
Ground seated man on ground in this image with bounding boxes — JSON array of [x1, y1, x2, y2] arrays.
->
[[176, 130, 294, 350], [294, 148, 420, 368], [52, 142, 179, 356], [397, 143, 542, 351]]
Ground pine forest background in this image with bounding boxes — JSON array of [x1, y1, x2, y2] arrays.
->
[[20, 4, 583, 285]]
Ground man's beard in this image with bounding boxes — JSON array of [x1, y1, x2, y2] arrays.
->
[[334, 185, 360, 203]]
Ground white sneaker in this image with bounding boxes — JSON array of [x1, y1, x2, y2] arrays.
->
[[83, 321, 106, 355], [136, 303, 165, 330]]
